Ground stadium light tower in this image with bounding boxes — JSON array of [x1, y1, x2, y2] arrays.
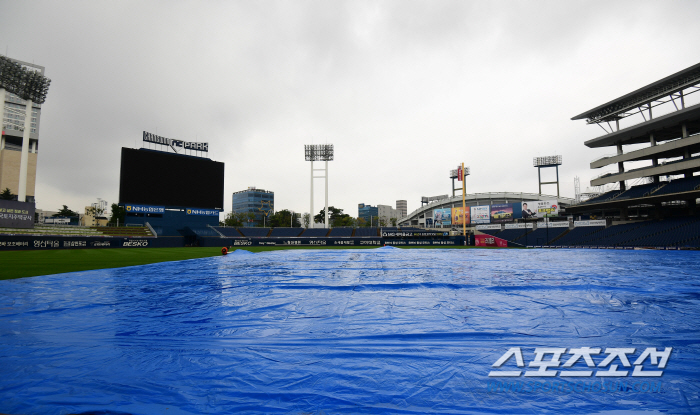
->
[[304, 144, 333, 228], [0, 56, 51, 202], [533, 155, 562, 197]]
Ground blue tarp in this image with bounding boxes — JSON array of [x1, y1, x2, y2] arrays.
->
[[1, 248, 699, 414]]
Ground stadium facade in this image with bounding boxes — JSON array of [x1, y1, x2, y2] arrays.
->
[[0, 58, 44, 202], [569, 62, 700, 220]]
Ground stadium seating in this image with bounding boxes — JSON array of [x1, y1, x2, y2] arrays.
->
[[213, 227, 243, 237], [301, 228, 330, 237], [579, 190, 623, 204], [477, 229, 502, 236], [269, 227, 304, 237], [151, 226, 184, 237], [552, 226, 605, 246], [520, 228, 569, 245], [184, 227, 221, 237], [238, 228, 271, 237], [489, 228, 527, 241], [354, 228, 379, 237], [614, 182, 666, 200], [651, 175, 700, 196], [576, 222, 650, 247], [328, 227, 353, 237]]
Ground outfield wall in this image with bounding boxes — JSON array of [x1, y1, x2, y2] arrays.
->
[[0, 236, 183, 251], [199, 237, 468, 247]]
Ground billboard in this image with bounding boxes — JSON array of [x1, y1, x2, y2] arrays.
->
[[470, 205, 490, 224], [490, 204, 513, 223], [0, 200, 34, 229], [475, 234, 508, 247], [520, 200, 558, 219], [433, 208, 452, 226], [452, 207, 470, 226], [119, 148, 225, 210]]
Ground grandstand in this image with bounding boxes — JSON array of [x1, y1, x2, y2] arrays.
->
[[328, 227, 353, 237], [0, 224, 153, 238], [238, 228, 271, 237], [301, 228, 330, 237], [269, 228, 304, 237], [570, 61, 700, 220]]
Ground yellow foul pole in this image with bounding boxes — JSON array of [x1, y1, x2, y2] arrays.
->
[[461, 162, 466, 245]]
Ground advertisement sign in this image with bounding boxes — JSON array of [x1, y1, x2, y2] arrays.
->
[[490, 204, 513, 223], [505, 223, 534, 229], [458, 166, 463, 181], [45, 217, 70, 225], [574, 220, 607, 227], [470, 205, 490, 224], [475, 234, 508, 247], [476, 224, 502, 230], [186, 208, 219, 216], [0, 200, 35, 229], [538, 221, 570, 228], [143, 131, 208, 153], [521, 200, 558, 219], [452, 207, 470, 226], [125, 204, 165, 214], [433, 208, 452, 226]]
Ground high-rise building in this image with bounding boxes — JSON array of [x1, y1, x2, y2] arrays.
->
[[396, 200, 407, 218], [358, 203, 379, 225], [232, 186, 274, 227], [377, 204, 399, 226], [0, 58, 44, 203]]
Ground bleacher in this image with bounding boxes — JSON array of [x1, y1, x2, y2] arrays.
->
[[354, 228, 379, 237], [608, 217, 700, 247], [489, 228, 527, 242], [552, 226, 605, 246], [478, 229, 502, 236], [185, 227, 221, 237], [652, 175, 700, 196], [576, 222, 650, 247], [238, 228, 271, 237], [0, 224, 106, 237], [94, 226, 153, 237], [269, 227, 304, 237], [213, 227, 243, 237], [521, 228, 569, 245], [151, 226, 183, 237], [328, 227, 353, 237], [301, 228, 330, 237], [579, 190, 623, 204], [614, 182, 666, 201]]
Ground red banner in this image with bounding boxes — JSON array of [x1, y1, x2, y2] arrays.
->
[[458, 166, 463, 181], [474, 234, 508, 247]]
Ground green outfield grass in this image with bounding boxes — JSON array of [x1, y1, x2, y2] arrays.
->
[[0, 245, 481, 280]]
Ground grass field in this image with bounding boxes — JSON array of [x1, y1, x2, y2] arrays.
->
[[0, 245, 483, 280]]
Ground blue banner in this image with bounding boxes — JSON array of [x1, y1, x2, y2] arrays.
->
[[186, 208, 219, 216], [124, 204, 165, 214]]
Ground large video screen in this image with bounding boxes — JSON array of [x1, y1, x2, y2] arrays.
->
[[119, 148, 224, 209]]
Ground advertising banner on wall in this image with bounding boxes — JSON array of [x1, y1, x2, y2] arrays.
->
[[125, 204, 165, 214], [186, 208, 219, 216], [490, 204, 513, 223], [0, 200, 34, 229], [474, 234, 508, 247], [521, 200, 558, 219], [433, 208, 452, 226], [470, 205, 490, 224], [451, 207, 470, 226]]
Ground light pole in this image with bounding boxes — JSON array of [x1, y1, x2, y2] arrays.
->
[[305, 144, 334, 228], [0, 57, 51, 202]]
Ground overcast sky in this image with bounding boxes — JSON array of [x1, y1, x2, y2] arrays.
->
[[2, 0, 699, 218]]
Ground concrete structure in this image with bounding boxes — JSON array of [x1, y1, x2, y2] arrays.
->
[[398, 192, 575, 228], [569, 62, 700, 219], [0, 58, 45, 203], [232, 186, 274, 227], [396, 200, 407, 218], [378, 204, 399, 226], [81, 206, 109, 227]]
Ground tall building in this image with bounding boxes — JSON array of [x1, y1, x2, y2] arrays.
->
[[377, 204, 399, 226], [358, 203, 378, 225], [396, 200, 407, 218], [0, 58, 44, 203], [232, 186, 274, 227]]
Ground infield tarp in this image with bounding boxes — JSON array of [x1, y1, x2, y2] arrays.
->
[[1, 248, 699, 414]]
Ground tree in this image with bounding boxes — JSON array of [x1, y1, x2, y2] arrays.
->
[[302, 213, 311, 228], [390, 217, 397, 226], [356, 217, 367, 227], [86, 205, 106, 218], [269, 209, 301, 228], [379, 217, 387, 227], [0, 188, 16, 200], [53, 205, 78, 217], [314, 206, 353, 227], [110, 204, 125, 225], [222, 211, 243, 227]]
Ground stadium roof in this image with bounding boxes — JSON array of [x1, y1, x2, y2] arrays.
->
[[572, 62, 700, 123], [584, 103, 700, 148]]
